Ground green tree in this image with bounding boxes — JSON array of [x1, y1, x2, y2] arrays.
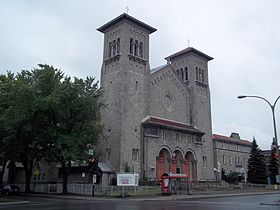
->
[[0, 65, 104, 193], [31, 64, 104, 194], [0, 73, 15, 188], [268, 138, 278, 184], [0, 70, 48, 192], [247, 138, 267, 184], [46, 71, 103, 193]]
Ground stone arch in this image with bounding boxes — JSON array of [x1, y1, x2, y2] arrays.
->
[[156, 147, 172, 179], [185, 150, 197, 180], [156, 146, 172, 157]]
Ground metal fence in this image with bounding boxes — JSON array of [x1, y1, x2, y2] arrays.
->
[[16, 181, 279, 196], [17, 182, 160, 196]]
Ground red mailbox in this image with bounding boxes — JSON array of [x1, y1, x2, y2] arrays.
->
[[161, 174, 188, 195], [161, 176, 171, 194]]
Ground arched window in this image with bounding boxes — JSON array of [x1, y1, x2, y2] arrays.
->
[[116, 38, 120, 54], [134, 40, 138, 56], [130, 38, 134, 54], [184, 67, 188, 81], [136, 149, 139, 161], [198, 68, 202, 81], [203, 156, 207, 167], [139, 42, 143, 58], [132, 148, 139, 161], [195, 67, 199, 81], [132, 149, 136, 161], [109, 42, 112, 57], [135, 81, 138, 91], [201, 69, 205, 83], [180, 68, 184, 80], [112, 40, 116, 56], [176, 69, 180, 75]]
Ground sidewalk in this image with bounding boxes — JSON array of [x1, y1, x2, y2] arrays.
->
[[21, 188, 280, 201]]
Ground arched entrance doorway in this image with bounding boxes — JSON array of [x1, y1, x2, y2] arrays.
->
[[156, 148, 171, 179], [171, 149, 184, 174], [185, 151, 197, 180]]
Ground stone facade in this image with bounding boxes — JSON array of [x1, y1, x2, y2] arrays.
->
[[97, 13, 214, 181], [213, 133, 252, 181]]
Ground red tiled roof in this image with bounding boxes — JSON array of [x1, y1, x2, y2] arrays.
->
[[212, 134, 252, 146], [142, 116, 204, 136]]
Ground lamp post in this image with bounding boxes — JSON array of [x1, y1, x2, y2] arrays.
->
[[237, 95, 280, 176]]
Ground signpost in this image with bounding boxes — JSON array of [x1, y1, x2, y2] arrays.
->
[[117, 172, 139, 197], [117, 172, 139, 186], [87, 143, 97, 197]]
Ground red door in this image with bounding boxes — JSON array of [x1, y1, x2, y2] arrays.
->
[[156, 157, 165, 179], [183, 160, 189, 177], [171, 159, 177, 174]]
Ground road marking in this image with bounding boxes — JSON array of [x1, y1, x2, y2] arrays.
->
[[260, 202, 280, 206], [0, 201, 30, 205], [163, 200, 259, 207]]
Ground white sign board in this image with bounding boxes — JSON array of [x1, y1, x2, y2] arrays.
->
[[117, 173, 139, 186]]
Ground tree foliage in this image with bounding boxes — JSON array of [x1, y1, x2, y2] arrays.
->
[[0, 64, 104, 193], [247, 138, 267, 184], [0, 73, 15, 187], [268, 138, 279, 184]]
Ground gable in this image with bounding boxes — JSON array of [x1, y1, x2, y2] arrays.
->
[[149, 64, 190, 123], [150, 64, 187, 96]]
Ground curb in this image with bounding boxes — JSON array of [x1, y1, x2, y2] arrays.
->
[[0, 201, 30, 205], [128, 191, 280, 201], [21, 190, 280, 201]]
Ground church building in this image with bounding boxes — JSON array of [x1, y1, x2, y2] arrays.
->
[[97, 13, 214, 181]]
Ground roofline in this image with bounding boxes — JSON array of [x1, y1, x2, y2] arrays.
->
[[142, 116, 204, 136], [212, 134, 252, 146], [150, 64, 169, 74], [165, 47, 213, 61], [97, 13, 157, 34]]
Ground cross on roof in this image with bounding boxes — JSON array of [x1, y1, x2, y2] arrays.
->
[[125, 6, 129, 14]]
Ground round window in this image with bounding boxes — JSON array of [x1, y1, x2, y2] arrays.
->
[[163, 94, 174, 112]]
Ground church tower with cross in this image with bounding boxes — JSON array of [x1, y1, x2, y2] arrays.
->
[[97, 13, 214, 181], [97, 13, 156, 173]]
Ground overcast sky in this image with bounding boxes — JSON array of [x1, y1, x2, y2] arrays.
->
[[1, 0, 280, 149]]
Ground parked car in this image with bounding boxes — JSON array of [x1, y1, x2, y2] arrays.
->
[[225, 172, 244, 184], [0, 185, 20, 195]]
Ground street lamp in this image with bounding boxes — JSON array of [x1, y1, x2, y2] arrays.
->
[[237, 95, 280, 176]]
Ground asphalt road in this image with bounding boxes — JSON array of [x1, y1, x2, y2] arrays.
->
[[0, 193, 279, 210]]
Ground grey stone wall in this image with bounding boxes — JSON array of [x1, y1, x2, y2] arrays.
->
[[167, 52, 214, 180], [143, 126, 201, 179], [99, 18, 152, 174], [98, 14, 214, 181], [150, 65, 189, 123], [213, 139, 251, 176]]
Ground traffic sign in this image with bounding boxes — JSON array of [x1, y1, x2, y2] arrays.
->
[[88, 149, 94, 156], [276, 175, 280, 184], [33, 169, 40, 176]]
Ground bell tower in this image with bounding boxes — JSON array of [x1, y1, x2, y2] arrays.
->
[[165, 47, 214, 180], [97, 14, 156, 173]]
